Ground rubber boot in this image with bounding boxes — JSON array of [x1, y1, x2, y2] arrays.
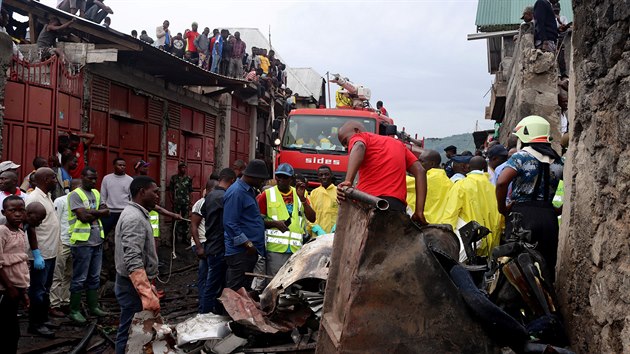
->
[[68, 292, 86, 324], [86, 289, 108, 317]]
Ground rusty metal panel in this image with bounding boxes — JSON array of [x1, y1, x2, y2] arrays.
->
[[168, 103, 181, 128], [148, 123, 161, 153], [148, 99, 163, 124], [204, 114, 216, 137], [108, 118, 120, 147], [166, 129, 180, 158], [110, 83, 129, 113], [119, 120, 146, 152], [23, 127, 54, 165], [238, 133, 250, 155], [130, 93, 148, 121], [238, 113, 249, 131], [317, 202, 497, 353], [187, 161, 202, 190], [27, 86, 53, 125], [69, 96, 82, 131], [38, 128, 53, 159], [91, 76, 110, 111], [181, 107, 193, 132], [192, 111, 204, 133], [88, 148, 108, 188], [186, 136, 202, 161], [8, 125, 24, 168], [3, 81, 25, 121], [25, 127, 40, 174], [204, 138, 215, 164], [90, 110, 108, 146], [147, 155, 161, 185], [57, 92, 70, 129]]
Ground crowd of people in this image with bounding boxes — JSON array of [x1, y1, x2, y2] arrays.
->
[[0, 113, 565, 353], [129, 20, 290, 102]]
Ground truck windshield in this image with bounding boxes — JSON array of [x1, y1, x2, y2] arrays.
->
[[282, 115, 376, 153]]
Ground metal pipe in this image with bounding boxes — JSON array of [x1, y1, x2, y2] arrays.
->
[[68, 322, 96, 354], [339, 186, 389, 211]]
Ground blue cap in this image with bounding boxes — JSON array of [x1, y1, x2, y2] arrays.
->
[[275, 163, 294, 177], [451, 155, 473, 163]]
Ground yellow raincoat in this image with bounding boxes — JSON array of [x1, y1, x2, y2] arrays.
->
[[309, 184, 339, 235], [440, 172, 503, 257], [424, 169, 453, 223]]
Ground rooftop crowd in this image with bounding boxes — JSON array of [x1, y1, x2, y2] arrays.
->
[[133, 20, 289, 103]]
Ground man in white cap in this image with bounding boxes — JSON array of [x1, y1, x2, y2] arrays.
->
[[0, 161, 20, 174], [0, 170, 28, 224]]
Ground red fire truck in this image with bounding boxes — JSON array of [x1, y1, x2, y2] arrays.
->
[[272, 75, 423, 187]]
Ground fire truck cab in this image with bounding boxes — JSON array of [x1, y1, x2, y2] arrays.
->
[[274, 107, 396, 187]]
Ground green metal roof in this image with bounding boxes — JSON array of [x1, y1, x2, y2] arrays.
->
[[475, 0, 573, 32]]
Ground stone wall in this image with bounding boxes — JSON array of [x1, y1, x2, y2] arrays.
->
[[501, 22, 561, 147], [555, 1, 630, 353]]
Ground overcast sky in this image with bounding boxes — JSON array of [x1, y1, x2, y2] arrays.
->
[[42, 0, 495, 138]]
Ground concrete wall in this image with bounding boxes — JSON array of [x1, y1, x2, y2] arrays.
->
[[501, 22, 560, 147], [556, 1, 630, 353]]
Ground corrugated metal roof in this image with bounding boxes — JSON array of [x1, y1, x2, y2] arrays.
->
[[286, 68, 324, 100], [475, 0, 573, 32]]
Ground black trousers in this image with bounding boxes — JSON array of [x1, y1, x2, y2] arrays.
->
[[225, 251, 258, 291], [0, 289, 25, 354], [506, 201, 559, 276], [378, 196, 407, 213]]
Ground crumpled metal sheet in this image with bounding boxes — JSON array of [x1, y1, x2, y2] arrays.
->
[[219, 287, 312, 334], [127, 310, 182, 354], [174, 313, 231, 346], [259, 233, 334, 313]]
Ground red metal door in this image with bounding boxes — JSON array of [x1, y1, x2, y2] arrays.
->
[[88, 77, 157, 188], [230, 97, 251, 166], [2, 57, 82, 183]]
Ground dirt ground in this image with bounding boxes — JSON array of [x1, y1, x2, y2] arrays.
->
[[16, 241, 200, 354]]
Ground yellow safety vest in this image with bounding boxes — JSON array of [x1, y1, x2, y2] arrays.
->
[[68, 188, 104, 244], [150, 210, 160, 237], [265, 186, 305, 254]]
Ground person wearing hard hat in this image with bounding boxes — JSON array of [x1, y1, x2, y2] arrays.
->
[[496, 115, 563, 274]]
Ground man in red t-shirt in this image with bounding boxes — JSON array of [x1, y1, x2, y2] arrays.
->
[[337, 121, 428, 224], [185, 22, 200, 60], [68, 132, 95, 179]]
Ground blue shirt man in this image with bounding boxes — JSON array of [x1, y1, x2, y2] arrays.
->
[[223, 159, 268, 291]]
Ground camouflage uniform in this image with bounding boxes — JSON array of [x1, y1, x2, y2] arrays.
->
[[169, 174, 193, 242]]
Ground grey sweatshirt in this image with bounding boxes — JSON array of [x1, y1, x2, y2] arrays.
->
[[114, 202, 158, 279], [101, 173, 133, 212]]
